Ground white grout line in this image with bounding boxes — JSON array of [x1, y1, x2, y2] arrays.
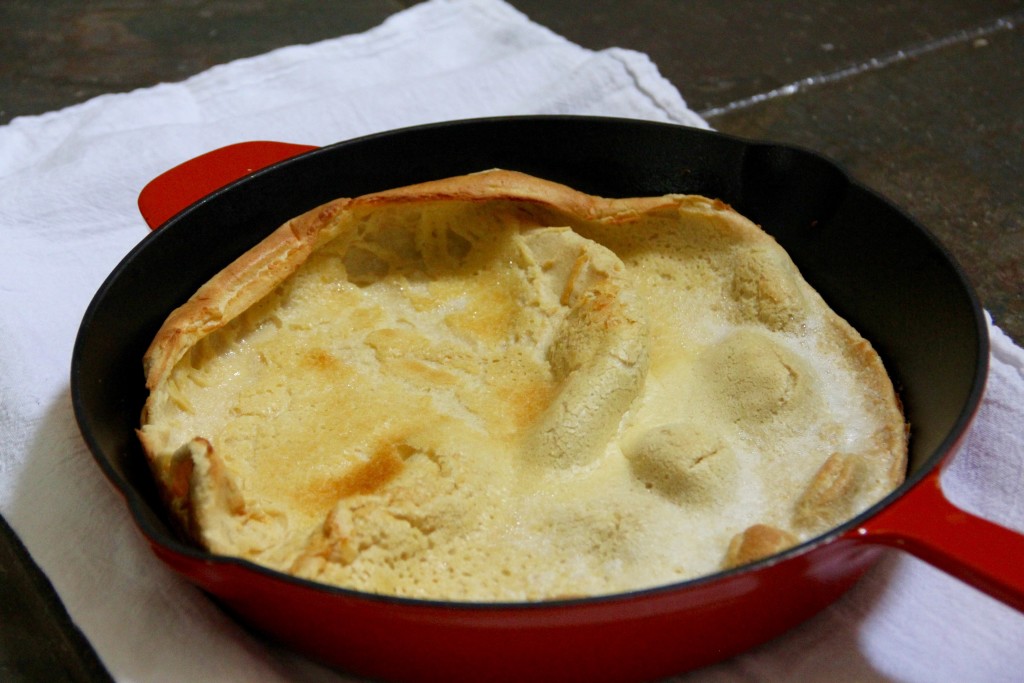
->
[[699, 12, 1022, 119]]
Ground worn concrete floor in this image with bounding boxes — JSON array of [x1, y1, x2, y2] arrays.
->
[[2, 1, 1022, 680]]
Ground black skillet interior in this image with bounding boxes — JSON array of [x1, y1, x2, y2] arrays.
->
[[72, 115, 988, 554]]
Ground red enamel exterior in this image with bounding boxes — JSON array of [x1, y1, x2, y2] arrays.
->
[[122, 137, 1023, 682], [852, 455, 1024, 612], [149, 536, 880, 683]]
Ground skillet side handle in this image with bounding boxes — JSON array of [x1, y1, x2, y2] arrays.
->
[[138, 141, 318, 229], [852, 467, 1024, 612]]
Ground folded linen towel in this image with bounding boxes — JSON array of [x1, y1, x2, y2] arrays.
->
[[0, 1, 1020, 681]]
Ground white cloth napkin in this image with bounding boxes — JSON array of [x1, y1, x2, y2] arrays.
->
[[0, 0, 1020, 681]]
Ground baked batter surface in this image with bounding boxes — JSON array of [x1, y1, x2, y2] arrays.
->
[[139, 171, 906, 601]]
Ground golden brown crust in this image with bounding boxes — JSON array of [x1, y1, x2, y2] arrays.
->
[[142, 199, 351, 393], [138, 169, 907, 600], [723, 524, 800, 569]]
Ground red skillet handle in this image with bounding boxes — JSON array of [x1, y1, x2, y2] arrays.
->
[[851, 466, 1024, 611], [138, 141, 318, 229]]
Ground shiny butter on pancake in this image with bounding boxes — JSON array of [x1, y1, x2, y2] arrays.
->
[[137, 170, 907, 601]]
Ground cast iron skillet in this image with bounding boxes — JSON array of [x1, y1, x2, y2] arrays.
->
[[72, 116, 1023, 683]]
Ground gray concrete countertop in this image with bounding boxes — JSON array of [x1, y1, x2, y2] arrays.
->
[[2, 1, 1022, 680]]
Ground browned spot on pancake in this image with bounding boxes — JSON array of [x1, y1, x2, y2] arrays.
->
[[391, 358, 458, 386], [443, 283, 517, 344], [302, 348, 338, 371], [509, 378, 558, 432], [482, 351, 557, 434], [722, 524, 797, 569], [167, 449, 194, 499], [307, 441, 416, 510], [560, 252, 590, 305]]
